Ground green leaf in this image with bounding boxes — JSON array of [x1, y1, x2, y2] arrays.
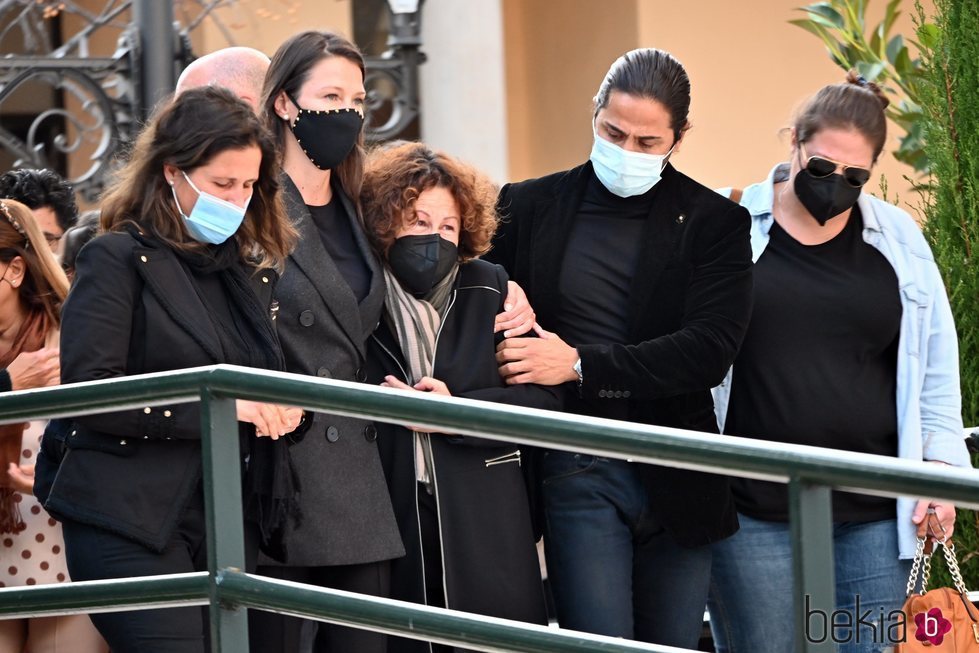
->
[[857, 61, 887, 81], [886, 34, 905, 65], [842, 0, 866, 34], [802, 2, 846, 27], [803, 11, 849, 30], [789, 17, 832, 38], [871, 24, 885, 58], [895, 46, 914, 77], [917, 22, 941, 50], [883, 0, 902, 35]]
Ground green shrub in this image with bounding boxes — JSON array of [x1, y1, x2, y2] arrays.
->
[[916, 0, 979, 587]]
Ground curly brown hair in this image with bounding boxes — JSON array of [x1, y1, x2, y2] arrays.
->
[[361, 142, 498, 262]]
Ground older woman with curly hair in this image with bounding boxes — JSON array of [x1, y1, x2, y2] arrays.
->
[[362, 142, 561, 652]]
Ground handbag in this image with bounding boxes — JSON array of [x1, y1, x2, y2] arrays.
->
[[897, 536, 979, 651]]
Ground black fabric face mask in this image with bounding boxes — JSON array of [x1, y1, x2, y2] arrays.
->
[[794, 170, 862, 226], [388, 234, 459, 297], [287, 93, 363, 170]]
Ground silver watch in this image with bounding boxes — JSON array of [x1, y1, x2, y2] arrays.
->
[[572, 358, 583, 384]]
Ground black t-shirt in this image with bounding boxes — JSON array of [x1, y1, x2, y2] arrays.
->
[[554, 172, 652, 419], [308, 198, 371, 303], [726, 206, 902, 522]]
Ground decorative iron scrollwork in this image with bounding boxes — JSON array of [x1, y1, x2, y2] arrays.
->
[[0, 0, 425, 201]]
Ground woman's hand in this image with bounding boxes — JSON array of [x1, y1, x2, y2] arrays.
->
[[494, 281, 536, 337], [236, 400, 304, 440], [380, 375, 451, 432], [912, 501, 956, 541], [381, 375, 451, 397], [912, 461, 956, 541], [6, 462, 34, 494], [7, 348, 60, 390]]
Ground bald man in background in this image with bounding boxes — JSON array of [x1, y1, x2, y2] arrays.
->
[[175, 46, 270, 112]]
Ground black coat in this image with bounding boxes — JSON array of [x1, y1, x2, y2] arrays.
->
[[366, 260, 561, 648], [36, 231, 279, 552], [266, 177, 404, 566], [486, 162, 753, 547]]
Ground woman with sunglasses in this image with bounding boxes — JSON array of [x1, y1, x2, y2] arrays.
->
[[707, 72, 971, 652]]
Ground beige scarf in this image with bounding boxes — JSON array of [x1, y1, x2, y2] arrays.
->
[[382, 265, 458, 493]]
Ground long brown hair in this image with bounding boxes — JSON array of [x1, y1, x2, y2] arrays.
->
[[0, 198, 68, 333], [262, 30, 367, 205], [100, 86, 296, 271]]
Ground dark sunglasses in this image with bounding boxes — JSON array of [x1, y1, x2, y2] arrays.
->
[[799, 143, 872, 188]]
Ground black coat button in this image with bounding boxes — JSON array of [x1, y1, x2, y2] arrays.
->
[[364, 425, 377, 442], [613, 390, 623, 399], [623, 390, 632, 399], [299, 310, 314, 327], [598, 389, 608, 398], [316, 367, 331, 378], [326, 426, 340, 442]]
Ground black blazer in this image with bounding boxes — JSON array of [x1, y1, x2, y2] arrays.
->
[[486, 161, 753, 546], [366, 260, 559, 644], [37, 230, 278, 552]]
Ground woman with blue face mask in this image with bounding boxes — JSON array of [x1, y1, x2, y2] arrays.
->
[[33, 86, 302, 653], [486, 48, 753, 648]]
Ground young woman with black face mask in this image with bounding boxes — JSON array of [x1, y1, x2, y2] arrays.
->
[[707, 72, 971, 653], [250, 30, 403, 653], [361, 142, 561, 653], [255, 31, 539, 653]]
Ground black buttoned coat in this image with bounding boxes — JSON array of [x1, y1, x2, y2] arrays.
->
[[265, 177, 404, 566], [487, 161, 753, 547], [37, 230, 279, 552]]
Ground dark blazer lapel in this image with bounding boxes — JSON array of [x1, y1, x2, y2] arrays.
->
[[626, 164, 686, 335], [530, 162, 592, 321], [132, 245, 223, 362], [281, 176, 365, 354], [337, 190, 385, 343]]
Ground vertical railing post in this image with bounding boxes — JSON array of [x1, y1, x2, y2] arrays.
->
[[200, 389, 249, 653], [789, 477, 836, 652]]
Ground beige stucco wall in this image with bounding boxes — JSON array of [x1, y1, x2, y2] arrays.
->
[[190, 0, 352, 57], [503, 0, 640, 183], [504, 0, 931, 209]]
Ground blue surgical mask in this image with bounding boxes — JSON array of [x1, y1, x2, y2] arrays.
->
[[589, 129, 675, 198], [171, 171, 250, 244]]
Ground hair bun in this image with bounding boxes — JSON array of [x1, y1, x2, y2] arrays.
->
[[845, 69, 890, 110]]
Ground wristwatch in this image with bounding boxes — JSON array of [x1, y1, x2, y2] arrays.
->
[[572, 358, 583, 384]]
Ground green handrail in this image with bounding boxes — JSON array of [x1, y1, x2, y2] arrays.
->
[[0, 364, 976, 653]]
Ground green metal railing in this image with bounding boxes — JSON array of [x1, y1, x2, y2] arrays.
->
[[0, 364, 977, 653]]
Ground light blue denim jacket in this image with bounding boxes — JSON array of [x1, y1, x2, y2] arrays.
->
[[713, 163, 971, 559]]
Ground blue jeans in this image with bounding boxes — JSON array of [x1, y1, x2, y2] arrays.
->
[[708, 513, 912, 653], [541, 452, 711, 647]]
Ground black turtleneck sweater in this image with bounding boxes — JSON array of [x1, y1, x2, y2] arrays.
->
[[553, 171, 655, 420]]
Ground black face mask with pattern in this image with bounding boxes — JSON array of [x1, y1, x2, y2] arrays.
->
[[287, 93, 363, 170]]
